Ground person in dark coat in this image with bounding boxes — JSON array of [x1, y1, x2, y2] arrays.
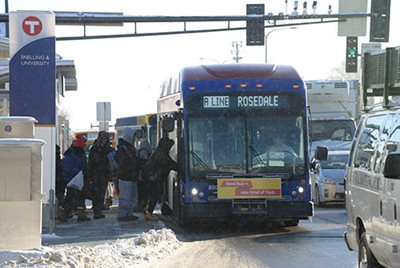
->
[[58, 135, 91, 222], [87, 131, 114, 219], [142, 137, 178, 221], [136, 129, 152, 212], [55, 144, 65, 204], [115, 128, 141, 221]]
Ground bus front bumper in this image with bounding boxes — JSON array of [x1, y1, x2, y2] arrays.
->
[[180, 200, 313, 220]]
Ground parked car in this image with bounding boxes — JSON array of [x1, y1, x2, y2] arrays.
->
[[311, 150, 349, 206], [344, 108, 400, 268]]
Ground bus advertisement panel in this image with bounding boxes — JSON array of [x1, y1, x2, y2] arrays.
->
[[158, 64, 311, 225]]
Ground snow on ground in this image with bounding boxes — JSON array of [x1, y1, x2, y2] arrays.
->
[[0, 228, 181, 268]]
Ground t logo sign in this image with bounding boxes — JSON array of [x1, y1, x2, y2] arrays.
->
[[22, 16, 42, 36]]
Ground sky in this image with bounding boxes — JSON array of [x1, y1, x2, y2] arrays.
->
[[7, 0, 400, 131]]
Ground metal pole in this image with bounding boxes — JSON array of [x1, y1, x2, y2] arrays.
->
[[4, 0, 8, 37], [49, 189, 55, 233], [265, 27, 298, 63]]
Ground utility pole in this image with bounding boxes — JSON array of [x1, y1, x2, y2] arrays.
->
[[231, 41, 242, 63]]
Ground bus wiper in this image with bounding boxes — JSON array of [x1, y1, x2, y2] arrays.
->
[[190, 151, 211, 170], [248, 145, 266, 165]]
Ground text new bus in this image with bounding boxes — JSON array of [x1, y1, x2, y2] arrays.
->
[[158, 64, 311, 225]]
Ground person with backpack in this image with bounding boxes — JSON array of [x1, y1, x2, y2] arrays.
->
[[141, 137, 178, 221], [87, 131, 114, 219], [115, 128, 141, 222]]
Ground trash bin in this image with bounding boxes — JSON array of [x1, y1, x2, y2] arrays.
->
[[0, 116, 45, 250]]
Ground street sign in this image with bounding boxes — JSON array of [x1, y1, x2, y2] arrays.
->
[[361, 43, 382, 55], [338, 0, 367, 37], [96, 102, 111, 122], [246, 4, 264, 46], [370, 0, 391, 42], [9, 10, 57, 231], [9, 11, 56, 125]]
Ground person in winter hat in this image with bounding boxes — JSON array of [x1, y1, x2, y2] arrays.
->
[[87, 131, 114, 219], [115, 128, 141, 221], [72, 134, 86, 148], [58, 135, 91, 222], [141, 137, 178, 221]]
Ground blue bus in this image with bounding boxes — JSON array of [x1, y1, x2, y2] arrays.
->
[[158, 64, 311, 226]]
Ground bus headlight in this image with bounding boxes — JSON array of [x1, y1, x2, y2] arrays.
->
[[191, 188, 198, 196], [298, 186, 304, 193]]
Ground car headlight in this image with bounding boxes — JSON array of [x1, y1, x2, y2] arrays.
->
[[321, 178, 335, 184]]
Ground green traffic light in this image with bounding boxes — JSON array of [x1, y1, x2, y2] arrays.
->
[[348, 48, 357, 56]]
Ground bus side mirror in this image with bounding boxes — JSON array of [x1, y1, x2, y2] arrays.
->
[[315, 146, 328, 161], [310, 158, 318, 171], [383, 153, 400, 180], [162, 117, 175, 132], [310, 160, 316, 170]]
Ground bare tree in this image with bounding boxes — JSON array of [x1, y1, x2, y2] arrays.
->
[[58, 108, 71, 153], [328, 60, 360, 80], [58, 108, 70, 127]]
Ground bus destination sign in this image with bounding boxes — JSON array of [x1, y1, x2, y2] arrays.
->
[[203, 96, 229, 108], [202, 95, 288, 109]]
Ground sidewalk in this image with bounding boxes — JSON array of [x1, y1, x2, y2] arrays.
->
[[43, 206, 166, 247], [1, 206, 181, 267]]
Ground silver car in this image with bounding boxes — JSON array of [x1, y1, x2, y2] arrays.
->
[[311, 150, 349, 206]]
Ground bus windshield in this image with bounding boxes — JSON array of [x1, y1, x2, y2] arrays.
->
[[188, 113, 306, 178]]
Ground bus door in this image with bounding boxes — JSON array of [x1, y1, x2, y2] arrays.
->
[[159, 115, 179, 212]]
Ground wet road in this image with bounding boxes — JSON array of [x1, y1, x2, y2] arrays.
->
[[160, 206, 357, 268]]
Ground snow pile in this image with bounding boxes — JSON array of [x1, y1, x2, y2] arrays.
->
[[1, 228, 181, 268]]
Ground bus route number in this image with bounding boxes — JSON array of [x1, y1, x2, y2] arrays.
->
[[203, 96, 229, 108]]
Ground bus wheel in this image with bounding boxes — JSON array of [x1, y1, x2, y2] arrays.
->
[[358, 232, 381, 268]]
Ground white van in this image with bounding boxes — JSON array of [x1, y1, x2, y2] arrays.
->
[[344, 107, 400, 268]]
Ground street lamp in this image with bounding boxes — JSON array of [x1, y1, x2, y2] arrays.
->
[[265, 27, 298, 63]]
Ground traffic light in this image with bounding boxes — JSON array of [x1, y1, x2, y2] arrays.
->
[[370, 0, 391, 42], [246, 4, 265, 46], [346, 36, 358, 73]]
